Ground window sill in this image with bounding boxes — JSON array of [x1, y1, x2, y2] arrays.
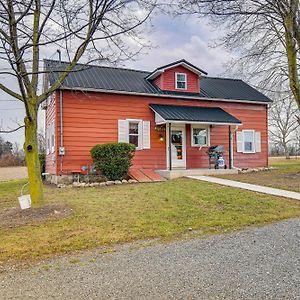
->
[[192, 145, 209, 148]]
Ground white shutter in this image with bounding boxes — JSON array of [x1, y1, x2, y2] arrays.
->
[[142, 121, 151, 149], [255, 131, 261, 152], [51, 121, 55, 153], [46, 126, 50, 155], [118, 120, 128, 143], [236, 131, 243, 153]]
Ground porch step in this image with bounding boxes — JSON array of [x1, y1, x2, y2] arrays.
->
[[129, 169, 166, 183], [140, 169, 167, 182], [156, 168, 238, 180]]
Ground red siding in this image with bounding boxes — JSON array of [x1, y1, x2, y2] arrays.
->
[[45, 93, 57, 174], [152, 66, 200, 93], [47, 90, 269, 175]]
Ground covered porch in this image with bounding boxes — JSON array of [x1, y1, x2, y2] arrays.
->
[[150, 104, 242, 179]]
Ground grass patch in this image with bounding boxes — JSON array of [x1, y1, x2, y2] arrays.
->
[[0, 177, 300, 264], [218, 158, 300, 192]]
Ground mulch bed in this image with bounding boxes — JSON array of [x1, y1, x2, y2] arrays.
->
[[0, 203, 73, 228]]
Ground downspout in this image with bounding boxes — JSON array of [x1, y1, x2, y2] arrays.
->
[[57, 49, 64, 175], [59, 89, 64, 174], [168, 123, 172, 171]]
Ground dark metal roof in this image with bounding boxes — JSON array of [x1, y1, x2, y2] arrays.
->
[[149, 104, 242, 125], [200, 77, 271, 103], [44, 60, 272, 103]]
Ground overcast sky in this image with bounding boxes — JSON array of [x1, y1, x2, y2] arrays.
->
[[0, 13, 231, 147]]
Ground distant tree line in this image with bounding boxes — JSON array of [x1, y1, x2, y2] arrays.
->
[[268, 91, 300, 159], [269, 142, 300, 158], [0, 136, 25, 167]]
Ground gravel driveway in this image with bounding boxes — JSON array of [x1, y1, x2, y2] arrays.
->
[[1, 218, 300, 300]]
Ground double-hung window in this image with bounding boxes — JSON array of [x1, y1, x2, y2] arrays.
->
[[51, 120, 55, 153], [46, 126, 50, 155], [175, 73, 187, 90], [118, 119, 151, 150], [236, 130, 261, 153], [243, 130, 255, 153], [128, 121, 141, 149], [191, 126, 209, 147]]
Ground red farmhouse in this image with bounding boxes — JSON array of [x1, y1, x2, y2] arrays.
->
[[44, 59, 271, 183]]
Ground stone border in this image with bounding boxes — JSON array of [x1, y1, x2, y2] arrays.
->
[[57, 179, 138, 189], [237, 167, 278, 174]]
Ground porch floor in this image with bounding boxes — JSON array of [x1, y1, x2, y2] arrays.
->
[[156, 168, 238, 180], [129, 169, 167, 183]]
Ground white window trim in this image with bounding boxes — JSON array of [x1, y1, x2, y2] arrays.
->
[[175, 72, 187, 90], [242, 129, 255, 153], [127, 119, 143, 150], [51, 120, 55, 153], [46, 126, 50, 155], [191, 125, 210, 147]]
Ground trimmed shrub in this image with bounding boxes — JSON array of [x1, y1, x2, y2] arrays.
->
[[90, 143, 136, 181]]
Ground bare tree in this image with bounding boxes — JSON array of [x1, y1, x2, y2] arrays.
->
[[0, 0, 156, 207], [178, 0, 300, 117], [37, 130, 46, 154], [269, 94, 299, 159]]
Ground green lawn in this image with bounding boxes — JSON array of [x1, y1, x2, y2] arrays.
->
[[218, 158, 300, 192], [1, 177, 300, 264]]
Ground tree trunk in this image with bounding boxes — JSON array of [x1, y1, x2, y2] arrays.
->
[[284, 144, 290, 160], [284, 10, 300, 118], [24, 111, 44, 208]]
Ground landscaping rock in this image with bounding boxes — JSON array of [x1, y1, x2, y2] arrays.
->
[[122, 179, 128, 184], [72, 182, 81, 187], [114, 180, 122, 185], [106, 181, 114, 186], [128, 179, 138, 184], [242, 169, 253, 174], [99, 182, 106, 187], [57, 184, 67, 189]]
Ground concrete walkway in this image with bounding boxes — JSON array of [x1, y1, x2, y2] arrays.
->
[[187, 176, 300, 201]]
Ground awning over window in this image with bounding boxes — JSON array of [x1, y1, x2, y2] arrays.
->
[[150, 104, 242, 126]]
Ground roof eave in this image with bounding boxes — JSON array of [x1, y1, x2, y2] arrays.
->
[[58, 86, 271, 105], [149, 107, 242, 126], [156, 120, 242, 126]]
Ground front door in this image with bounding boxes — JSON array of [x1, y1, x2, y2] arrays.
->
[[170, 125, 186, 169]]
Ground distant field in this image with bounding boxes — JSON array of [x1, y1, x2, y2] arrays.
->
[[0, 167, 27, 182]]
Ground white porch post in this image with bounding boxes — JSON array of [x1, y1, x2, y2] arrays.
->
[[168, 123, 172, 171], [229, 126, 234, 169]]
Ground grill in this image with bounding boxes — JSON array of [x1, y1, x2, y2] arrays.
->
[[207, 145, 227, 169]]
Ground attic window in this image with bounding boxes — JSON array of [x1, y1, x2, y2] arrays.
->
[[175, 73, 187, 90]]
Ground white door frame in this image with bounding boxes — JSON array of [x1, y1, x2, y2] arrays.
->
[[166, 123, 186, 170]]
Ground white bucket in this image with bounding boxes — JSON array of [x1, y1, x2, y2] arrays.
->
[[18, 194, 31, 210]]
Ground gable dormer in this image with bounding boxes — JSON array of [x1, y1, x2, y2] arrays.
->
[[146, 59, 207, 94]]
